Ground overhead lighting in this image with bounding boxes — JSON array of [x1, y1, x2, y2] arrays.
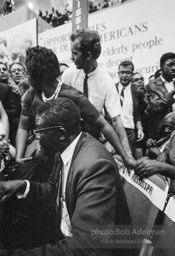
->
[[28, 2, 33, 9]]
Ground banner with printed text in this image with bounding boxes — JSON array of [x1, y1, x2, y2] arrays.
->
[[38, 0, 175, 83], [71, 0, 89, 32]]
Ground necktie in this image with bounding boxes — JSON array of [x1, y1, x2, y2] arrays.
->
[[54, 154, 63, 230], [56, 155, 63, 208], [83, 74, 88, 98], [120, 87, 125, 107]]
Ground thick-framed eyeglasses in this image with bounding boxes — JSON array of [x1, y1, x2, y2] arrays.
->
[[132, 77, 144, 82], [33, 126, 64, 136]]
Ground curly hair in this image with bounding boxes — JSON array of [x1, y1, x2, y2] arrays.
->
[[25, 46, 60, 90], [70, 29, 101, 60]]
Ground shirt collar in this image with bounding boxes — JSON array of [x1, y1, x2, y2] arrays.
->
[[60, 132, 82, 166], [83, 65, 99, 78], [160, 75, 166, 83], [160, 75, 173, 84], [118, 82, 131, 90]]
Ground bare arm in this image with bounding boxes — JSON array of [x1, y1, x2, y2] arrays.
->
[[112, 115, 132, 157], [15, 115, 29, 162], [0, 101, 9, 141], [135, 157, 175, 179], [95, 115, 136, 168]]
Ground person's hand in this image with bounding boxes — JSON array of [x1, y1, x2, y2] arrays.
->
[[124, 156, 137, 169], [146, 138, 156, 148], [0, 140, 9, 154], [137, 128, 144, 141], [134, 157, 160, 179], [0, 180, 26, 204]]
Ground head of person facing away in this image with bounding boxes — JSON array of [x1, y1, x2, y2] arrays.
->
[[25, 46, 60, 92], [118, 60, 134, 87], [132, 72, 145, 90], [70, 29, 101, 73], [0, 62, 9, 83], [160, 52, 175, 82], [35, 98, 82, 157], [9, 62, 26, 85]]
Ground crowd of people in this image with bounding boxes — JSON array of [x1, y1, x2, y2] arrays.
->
[[0, 28, 174, 255], [2, 0, 130, 28], [2, 0, 15, 16], [39, 0, 130, 28]]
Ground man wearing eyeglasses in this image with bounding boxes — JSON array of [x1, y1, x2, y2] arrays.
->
[[116, 61, 144, 158], [0, 98, 134, 256], [9, 62, 26, 86]]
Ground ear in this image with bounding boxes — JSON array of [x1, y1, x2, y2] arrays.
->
[[58, 127, 67, 141], [86, 51, 92, 60]]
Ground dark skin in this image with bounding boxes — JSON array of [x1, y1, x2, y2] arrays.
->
[[16, 74, 136, 168], [161, 58, 175, 82], [0, 116, 75, 204], [135, 156, 175, 179]]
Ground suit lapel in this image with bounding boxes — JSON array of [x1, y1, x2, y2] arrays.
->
[[65, 132, 87, 217], [131, 84, 138, 109]]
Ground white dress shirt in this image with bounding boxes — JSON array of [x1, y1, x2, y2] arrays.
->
[[118, 83, 134, 129], [62, 65, 121, 118], [59, 132, 82, 237]]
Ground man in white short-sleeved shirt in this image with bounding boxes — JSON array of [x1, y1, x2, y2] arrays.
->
[[62, 66, 121, 118], [62, 29, 133, 159]]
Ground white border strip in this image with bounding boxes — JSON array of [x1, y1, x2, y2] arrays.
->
[[164, 196, 175, 223], [119, 168, 168, 211]]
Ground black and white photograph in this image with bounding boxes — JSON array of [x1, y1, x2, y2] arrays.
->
[[0, 0, 175, 255]]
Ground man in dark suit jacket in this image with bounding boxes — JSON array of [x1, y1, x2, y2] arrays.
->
[[144, 52, 175, 141], [0, 98, 135, 256], [116, 61, 144, 157]]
